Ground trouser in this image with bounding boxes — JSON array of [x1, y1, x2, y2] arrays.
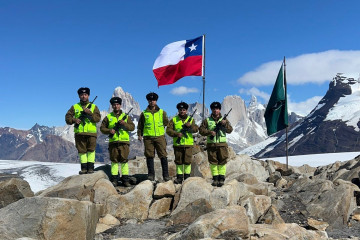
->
[[75, 135, 97, 163], [174, 146, 193, 165], [143, 136, 167, 158]]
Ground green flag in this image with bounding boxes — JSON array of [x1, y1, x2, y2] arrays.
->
[[264, 62, 288, 136]]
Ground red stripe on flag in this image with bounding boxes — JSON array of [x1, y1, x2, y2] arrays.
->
[[153, 55, 202, 87]]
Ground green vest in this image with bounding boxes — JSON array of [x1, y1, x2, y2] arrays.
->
[[173, 116, 194, 146], [73, 103, 97, 133], [107, 112, 130, 142], [143, 109, 165, 137], [206, 117, 227, 143]]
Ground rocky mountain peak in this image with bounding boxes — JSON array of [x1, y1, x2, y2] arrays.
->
[[188, 102, 209, 124], [108, 87, 141, 116], [221, 95, 247, 126]]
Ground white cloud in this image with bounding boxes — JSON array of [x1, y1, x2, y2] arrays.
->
[[170, 86, 199, 95], [288, 96, 323, 116], [238, 50, 360, 86], [239, 87, 270, 101]]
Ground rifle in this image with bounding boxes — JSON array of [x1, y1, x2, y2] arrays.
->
[[175, 109, 197, 145], [209, 108, 232, 140], [74, 96, 98, 129], [109, 108, 133, 138]]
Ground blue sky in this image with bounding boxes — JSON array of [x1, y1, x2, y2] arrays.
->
[[1, 1, 360, 129]]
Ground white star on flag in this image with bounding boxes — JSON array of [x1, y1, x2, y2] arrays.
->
[[188, 43, 197, 52]]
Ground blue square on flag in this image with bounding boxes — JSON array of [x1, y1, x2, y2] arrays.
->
[[185, 36, 203, 58]]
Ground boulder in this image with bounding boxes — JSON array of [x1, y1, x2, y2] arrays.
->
[[191, 151, 211, 179], [250, 223, 328, 239], [148, 198, 172, 219], [240, 195, 272, 224], [0, 197, 97, 240], [209, 179, 242, 209], [96, 214, 120, 234], [307, 218, 329, 231], [234, 172, 259, 185], [171, 177, 212, 216], [93, 178, 118, 205], [106, 180, 153, 219], [226, 154, 269, 183], [258, 205, 285, 225], [288, 177, 358, 229], [0, 178, 34, 208], [37, 171, 109, 202], [169, 198, 214, 225], [170, 205, 250, 240], [154, 181, 176, 198]]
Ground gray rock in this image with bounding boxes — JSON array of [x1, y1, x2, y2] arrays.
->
[[0, 197, 97, 240], [106, 180, 153, 219], [0, 178, 34, 208], [37, 170, 109, 202], [169, 198, 214, 225], [170, 205, 250, 240]]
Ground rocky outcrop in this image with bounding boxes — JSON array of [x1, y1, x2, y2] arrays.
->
[[2, 149, 360, 239], [0, 197, 97, 240], [106, 180, 153, 219], [0, 178, 34, 208], [170, 206, 250, 240]]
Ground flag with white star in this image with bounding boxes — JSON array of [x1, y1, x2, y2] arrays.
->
[[153, 36, 203, 87]]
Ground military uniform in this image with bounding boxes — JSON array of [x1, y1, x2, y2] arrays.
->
[[166, 102, 198, 184], [137, 92, 169, 181], [199, 102, 233, 187], [100, 97, 135, 187], [65, 87, 101, 174]]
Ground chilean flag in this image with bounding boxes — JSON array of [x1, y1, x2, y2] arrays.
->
[[153, 36, 204, 87]]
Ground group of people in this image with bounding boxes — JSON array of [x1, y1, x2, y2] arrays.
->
[[65, 87, 233, 187]]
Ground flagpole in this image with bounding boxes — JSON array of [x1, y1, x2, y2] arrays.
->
[[202, 34, 206, 121], [284, 56, 289, 169]]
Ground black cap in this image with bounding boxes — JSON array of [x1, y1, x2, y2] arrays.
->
[[110, 97, 122, 105], [146, 92, 158, 101], [176, 101, 189, 110], [77, 87, 90, 95], [210, 101, 221, 110]]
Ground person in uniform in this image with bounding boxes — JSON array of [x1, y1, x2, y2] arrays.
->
[[199, 101, 233, 187], [166, 102, 198, 184], [137, 92, 170, 181], [100, 97, 135, 187], [65, 87, 101, 174]]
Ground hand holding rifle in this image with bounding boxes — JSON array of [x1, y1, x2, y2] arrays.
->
[[74, 96, 98, 129], [209, 108, 232, 140], [176, 109, 197, 145], [109, 108, 133, 138]]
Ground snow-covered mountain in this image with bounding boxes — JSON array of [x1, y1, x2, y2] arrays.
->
[[244, 73, 360, 158]]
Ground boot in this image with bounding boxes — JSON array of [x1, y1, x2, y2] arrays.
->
[[110, 175, 118, 187], [79, 163, 88, 175], [218, 175, 225, 187], [146, 158, 155, 181], [160, 157, 170, 181], [87, 162, 94, 174], [184, 174, 190, 180], [212, 175, 219, 186], [174, 174, 183, 184], [122, 175, 131, 187]]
